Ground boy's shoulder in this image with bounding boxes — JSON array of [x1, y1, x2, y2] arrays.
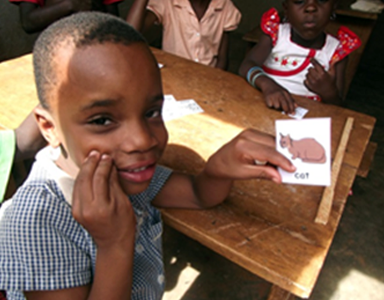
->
[[7, 147, 71, 220]]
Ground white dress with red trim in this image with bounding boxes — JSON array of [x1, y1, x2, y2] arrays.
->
[[260, 8, 361, 101]]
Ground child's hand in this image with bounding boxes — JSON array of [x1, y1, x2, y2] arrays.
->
[[305, 58, 338, 100], [261, 78, 297, 114], [72, 151, 136, 250], [205, 129, 296, 184]]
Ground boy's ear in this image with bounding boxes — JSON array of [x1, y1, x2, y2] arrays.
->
[[34, 105, 61, 148]]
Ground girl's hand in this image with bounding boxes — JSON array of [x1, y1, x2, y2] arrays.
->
[[261, 77, 297, 114], [205, 129, 296, 184], [305, 58, 339, 102], [72, 151, 136, 250]]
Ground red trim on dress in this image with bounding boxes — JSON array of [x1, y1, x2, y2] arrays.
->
[[330, 26, 362, 64], [262, 49, 316, 76], [260, 8, 280, 46]]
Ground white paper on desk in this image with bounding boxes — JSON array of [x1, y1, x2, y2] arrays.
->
[[162, 95, 204, 122], [282, 106, 309, 119], [276, 118, 331, 186]]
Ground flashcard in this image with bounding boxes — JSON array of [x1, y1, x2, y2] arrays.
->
[[282, 106, 309, 119], [162, 95, 204, 122], [275, 118, 331, 186]]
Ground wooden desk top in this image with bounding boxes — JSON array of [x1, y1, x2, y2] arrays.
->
[[0, 50, 376, 298]]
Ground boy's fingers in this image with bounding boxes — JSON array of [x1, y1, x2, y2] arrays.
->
[[238, 164, 282, 183], [109, 165, 125, 205], [238, 128, 276, 148], [250, 147, 295, 173], [93, 154, 113, 205], [72, 151, 100, 218], [73, 151, 100, 201]]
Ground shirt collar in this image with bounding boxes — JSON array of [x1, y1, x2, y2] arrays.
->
[[172, 0, 224, 11]]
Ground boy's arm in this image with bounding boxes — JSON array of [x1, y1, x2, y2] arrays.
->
[[18, 0, 91, 34], [25, 152, 135, 300], [239, 34, 296, 114], [126, 0, 158, 32], [153, 129, 295, 209], [215, 32, 229, 70]]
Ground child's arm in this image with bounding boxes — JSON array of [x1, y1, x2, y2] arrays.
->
[[239, 34, 296, 114], [14, 111, 46, 162], [18, 0, 92, 34], [304, 57, 347, 106], [215, 32, 229, 70], [153, 129, 295, 209], [24, 152, 136, 300], [126, 0, 158, 32]]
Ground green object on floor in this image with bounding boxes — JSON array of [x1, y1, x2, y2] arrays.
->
[[0, 130, 15, 203]]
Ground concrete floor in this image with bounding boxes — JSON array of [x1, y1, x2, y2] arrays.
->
[[160, 15, 384, 300]]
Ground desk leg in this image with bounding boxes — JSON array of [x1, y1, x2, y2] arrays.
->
[[268, 285, 296, 300]]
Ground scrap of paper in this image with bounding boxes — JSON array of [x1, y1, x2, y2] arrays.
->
[[282, 106, 309, 119], [158, 63, 164, 68], [162, 94, 204, 122], [276, 118, 331, 186]]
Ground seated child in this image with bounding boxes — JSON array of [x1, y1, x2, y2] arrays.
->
[[0, 111, 46, 203], [0, 12, 295, 299], [10, 0, 121, 33], [239, 0, 361, 114], [126, 0, 241, 69]]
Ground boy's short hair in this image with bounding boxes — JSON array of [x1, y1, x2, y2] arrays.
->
[[33, 12, 146, 109]]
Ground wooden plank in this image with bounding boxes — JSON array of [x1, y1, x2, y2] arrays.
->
[[315, 117, 354, 225], [357, 141, 377, 178], [268, 285, 297, 300]]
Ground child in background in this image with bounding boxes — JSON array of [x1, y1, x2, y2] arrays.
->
[[10, 0, 121, 34], [239, 0, 361, 114], [0, 111, 46, 203], [126, 0, 241, 70], [0, 12, 295, 299]]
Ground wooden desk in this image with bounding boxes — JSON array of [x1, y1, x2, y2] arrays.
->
[[0, 50, 376, 299]]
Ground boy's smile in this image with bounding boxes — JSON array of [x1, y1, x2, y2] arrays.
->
[[44, 41, 168, 195]]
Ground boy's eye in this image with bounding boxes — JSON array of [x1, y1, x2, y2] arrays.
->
[[146, 108, 162, 119], [88, 116, 113, 126]]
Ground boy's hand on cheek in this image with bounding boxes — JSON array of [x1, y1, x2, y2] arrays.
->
[[205, 129, 295, 183], [72, 151, 136, 250]]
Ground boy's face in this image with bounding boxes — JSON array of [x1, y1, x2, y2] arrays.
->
[[284, 0, 335, 45], [42, 42, 168, 195]]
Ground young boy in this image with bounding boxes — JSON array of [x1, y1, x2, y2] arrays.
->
[[126, 0, 241, 70], [0, 12, 295, 299], [10, 0, 121, 33]]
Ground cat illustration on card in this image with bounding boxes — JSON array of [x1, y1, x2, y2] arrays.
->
[[279, 133, 326, 164]]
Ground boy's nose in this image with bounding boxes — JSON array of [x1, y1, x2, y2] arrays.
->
[[121, 121, 158, 153]]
